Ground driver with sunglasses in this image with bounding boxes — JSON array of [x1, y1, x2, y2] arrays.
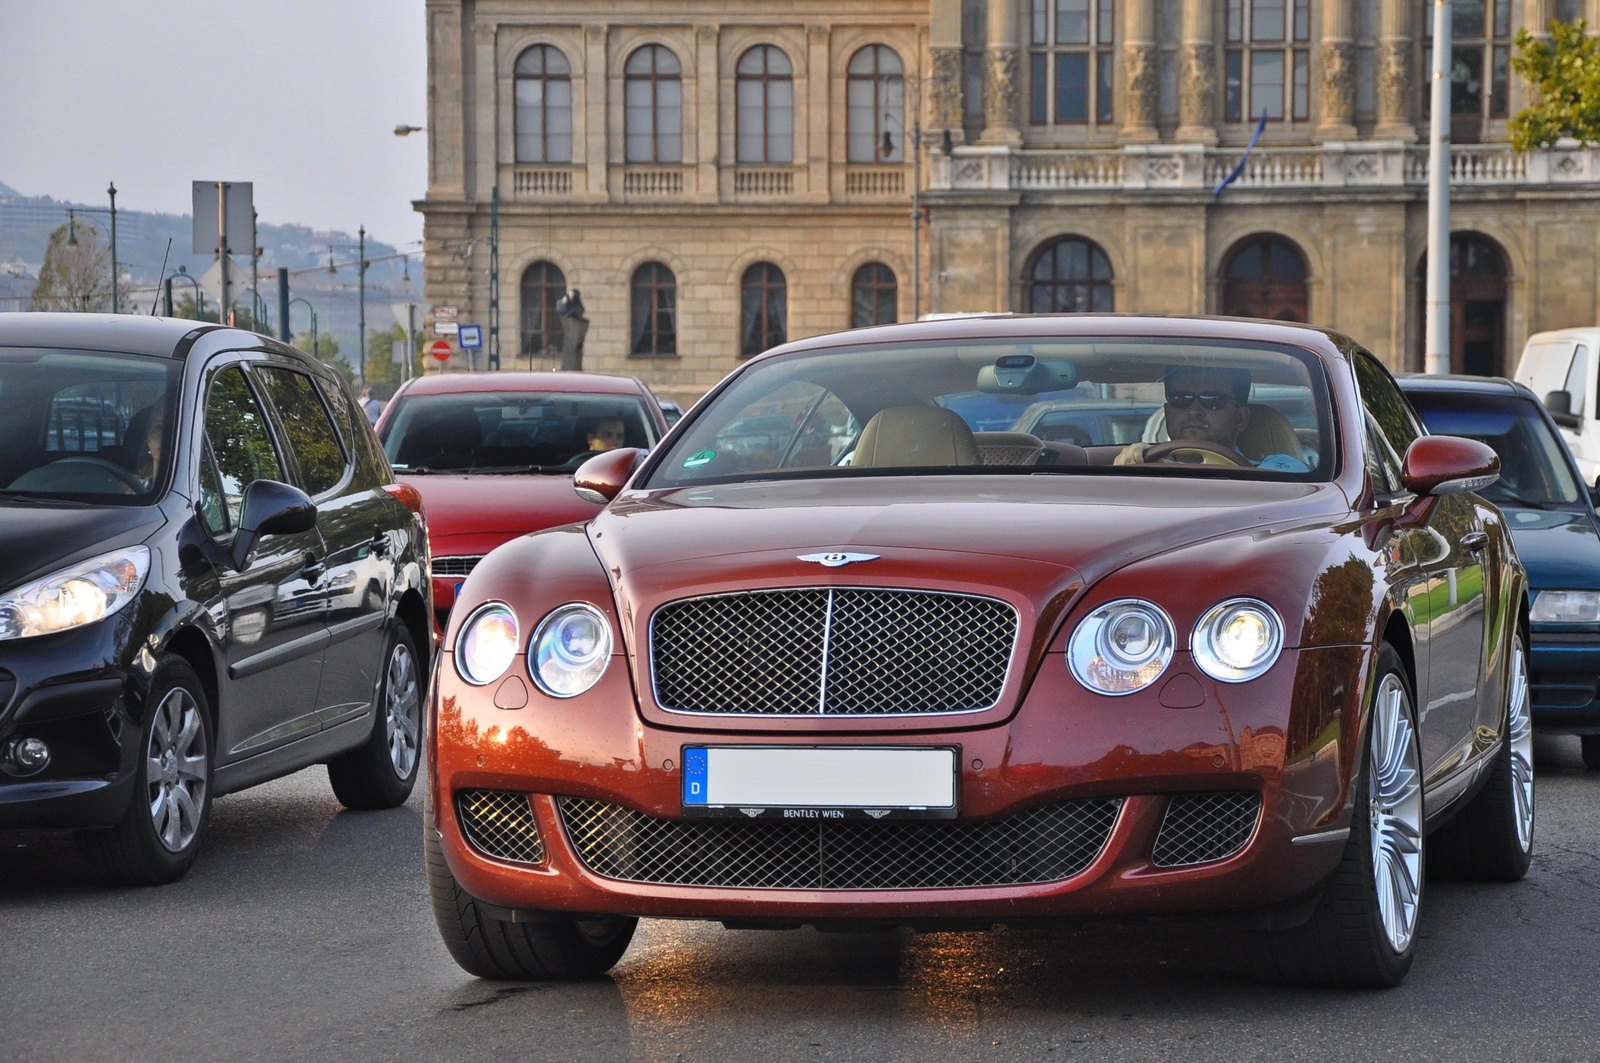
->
[[1114, 366, 1309, 472]]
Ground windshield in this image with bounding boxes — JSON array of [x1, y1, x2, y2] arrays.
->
[[646, 338, 1333, 488], [1406, 391, 1583, 507], [379, 391, 659, 473], [0, 347, 181, 505]]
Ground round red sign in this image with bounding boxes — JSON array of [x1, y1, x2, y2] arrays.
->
[[428, 339, 453, 362]]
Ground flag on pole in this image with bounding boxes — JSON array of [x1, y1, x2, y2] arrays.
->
[[1213, 114, 1270, 196]]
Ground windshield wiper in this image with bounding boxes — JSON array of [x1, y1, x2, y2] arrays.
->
[[1485, 492, 1563, 510], [0, 491, 83, 506], [465, 464, 561, 474]]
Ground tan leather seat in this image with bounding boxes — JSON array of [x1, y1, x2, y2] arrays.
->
[[1237, 404, 1306, 463], [852, 406, 980, 468]]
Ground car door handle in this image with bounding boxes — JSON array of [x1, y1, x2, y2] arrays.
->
[[1461, 531, 1489, 553], [301, 553, 326, 584]]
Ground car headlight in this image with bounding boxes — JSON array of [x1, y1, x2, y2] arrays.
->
[[1068, 598, 1174, 695], [0, 547, 150, 641], [455, 602, 519, 686], [1530, 589, 1600, 624], [1192, 598, 1284, 683], [528, 603, 612, 698]]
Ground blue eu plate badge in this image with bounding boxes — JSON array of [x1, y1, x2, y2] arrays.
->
[[682, 748, 709, 805]]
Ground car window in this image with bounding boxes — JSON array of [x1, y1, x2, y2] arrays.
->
[[380, 391, 659, 473], [197, 440, 229, 534], [1407, 392, 1582, 506], [709, 380, 861, 471], [253, 366, 347, 496], [1354, 352, 1421, 462], [205, 366, 284, 529], [315, 374, 358, 452], [1568, 344, 1591, 419]]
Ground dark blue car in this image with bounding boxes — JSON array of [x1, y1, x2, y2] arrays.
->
[[1400, 374, 1600, 769]]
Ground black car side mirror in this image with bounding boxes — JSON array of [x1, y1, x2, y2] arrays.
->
[[231, 479, 317, 571], [1544, 390, 1582, 429]]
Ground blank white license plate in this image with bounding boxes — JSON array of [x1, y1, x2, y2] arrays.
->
[[681, 747, 957, 819]]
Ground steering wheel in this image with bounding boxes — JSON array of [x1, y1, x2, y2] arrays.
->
[[1141, 440, 1253, 467], [50, 455, 147, 492]]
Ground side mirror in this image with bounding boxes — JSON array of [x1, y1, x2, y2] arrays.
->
[[1544, 389, 1581, 429], [574, 447, 644, 505], [231, 479, 317, 571], [1401, 435, 1501, 497]]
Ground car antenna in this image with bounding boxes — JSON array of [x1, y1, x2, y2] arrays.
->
[[148, 238, 173, 315]]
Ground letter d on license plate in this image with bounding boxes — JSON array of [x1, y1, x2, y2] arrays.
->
[[681, 747, 957, 820]]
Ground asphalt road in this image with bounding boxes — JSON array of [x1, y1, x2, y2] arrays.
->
[[2, 736, 1597, 1063]]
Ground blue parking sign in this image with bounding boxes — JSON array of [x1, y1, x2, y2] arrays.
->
[[458, 324, 483, 349]]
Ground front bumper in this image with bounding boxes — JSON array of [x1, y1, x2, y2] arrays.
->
[[1529, 631, 1600, 734], [429, 643, 1367, 923]]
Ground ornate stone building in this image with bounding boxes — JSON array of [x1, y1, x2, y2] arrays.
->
[[419, 1, 1600, 403]]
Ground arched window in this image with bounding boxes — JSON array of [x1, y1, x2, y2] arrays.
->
[[514, 45, 572, 163], [1222, 235, 1308, 322], [625, 45, 683, 163], [851, 263, 897, 327], [1025, 237, 1113, 312], [736, 46, 794, 164], [740, 263, 787, 356], [631, 262, 677, 355], [847, 46, 904, 163], [520, 261, 566, 355]]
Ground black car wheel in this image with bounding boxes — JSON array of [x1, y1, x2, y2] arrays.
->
[[81, 656, 214, 886], [1581, 735, 1600, 771], [425, 803, 636, 980], [328, 622, 422, 810]]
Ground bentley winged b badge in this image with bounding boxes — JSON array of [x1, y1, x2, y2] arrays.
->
[[797, 551, 879, 568]]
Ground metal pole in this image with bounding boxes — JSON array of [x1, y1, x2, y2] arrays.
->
[[251, 210, 260, 333], [358, 225, 367, 384], [1425, 0, 1452, 375], [107, 183, 118, 314], [164, 276, 173, 317], [489, 186, 501, 372], [912, 123, 921, 321], [278, 267, 290, 342], [217, 182, 232, 327], [406, 303, 416, 382]]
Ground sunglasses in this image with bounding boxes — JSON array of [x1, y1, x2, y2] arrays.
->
[[1166, 390, 1239, 411]]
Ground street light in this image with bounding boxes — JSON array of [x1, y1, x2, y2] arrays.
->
[[394, 125, 425, 136], [327, 228, 369, 383], [880, 77, 950, 320], [288, 296, 320, 359], [164, 265, 203, 319], [63, 182, 119, 313]]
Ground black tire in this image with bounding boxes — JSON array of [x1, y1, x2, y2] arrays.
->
[[1581, 735, 1600, 771], [425, 803, 636, 980], [81, 657, 214, 887], [328, 623, 422, 810], [1270, 643, 1421, 989], [1429, 633, 1534, 883]]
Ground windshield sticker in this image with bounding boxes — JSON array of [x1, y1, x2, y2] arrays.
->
[[683, 450, 716, 468]]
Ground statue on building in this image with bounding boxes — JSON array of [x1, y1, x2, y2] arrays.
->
[[556, 289, 588, 372]]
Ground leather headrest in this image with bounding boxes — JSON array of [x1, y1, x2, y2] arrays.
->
[[852, 406, 979, 468]]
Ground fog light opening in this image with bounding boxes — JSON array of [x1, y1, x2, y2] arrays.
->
[[4, 736, 50, 776]]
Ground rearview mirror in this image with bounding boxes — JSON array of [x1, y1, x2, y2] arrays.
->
[[574, 448, 644, 504], [1544, 389, 1581, 429], [231, 479, 317, 571], [1401, 436, 1500, 497]]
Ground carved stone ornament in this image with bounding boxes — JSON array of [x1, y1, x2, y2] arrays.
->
[[931, 46, 964, 129], [1124, 43, 1156, 127], [808, 23, 829, 42], [697, 24, 717, 42], [1179, 43, 1215, 126], [986, 47, 1020, 131], [1322, 42, 1355, 122], [1378, 41, 1412, 121]]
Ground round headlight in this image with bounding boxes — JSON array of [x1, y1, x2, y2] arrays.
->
[[1192, 599, 1284, 683], [1068, 599, 1175, 695], [455, 603, 520, 686], [529, 603, 613, 698]]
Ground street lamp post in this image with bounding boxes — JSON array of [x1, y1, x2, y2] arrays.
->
[[1425, 0, 1452, 375], [327, 228, 370, 383], [288, 297, 320, 359], [64, 181, 119, 313], [885, 76, 949, 321], [165, 266, 203, 319]]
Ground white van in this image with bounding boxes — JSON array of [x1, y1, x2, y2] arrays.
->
[[1514, 327, 1600, 485]]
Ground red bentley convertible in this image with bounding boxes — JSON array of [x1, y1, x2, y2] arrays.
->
[[426, 316, 1532, 988]]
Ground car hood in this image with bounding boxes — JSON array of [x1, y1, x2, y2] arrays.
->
[[1502, 507, 1600, 590], [0, 503, 167, 591], [399, 472, 601, 540]]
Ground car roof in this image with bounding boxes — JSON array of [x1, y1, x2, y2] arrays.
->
[[1525, 327, 1600, 344], [397, 370, 646, 396], [1395, 373, 1532, 398], [0, 312, 226, 358]]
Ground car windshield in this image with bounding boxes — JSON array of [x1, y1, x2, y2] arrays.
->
[[0, 347, 181, 505], [1406, 391, 1583, 508], [645, 338, 1334, 488], [379, 391, 658, 473]]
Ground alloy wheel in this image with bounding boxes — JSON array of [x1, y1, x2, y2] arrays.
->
[[385, 641, 421, 779], [1507, 636, 1535, 853], [1368, 673, 1424, 954], [146, 688, 208, 853]]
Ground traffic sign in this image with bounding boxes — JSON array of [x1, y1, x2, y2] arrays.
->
[[458, 324, 483, 350], [428, 339, 453, 362]]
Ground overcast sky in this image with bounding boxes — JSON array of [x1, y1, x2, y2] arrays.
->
[[1, 0, 428, 246]]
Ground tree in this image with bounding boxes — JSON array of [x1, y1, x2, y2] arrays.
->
[[30, 220, 111, 312], [363, 324, 424, 397], [290, 331, 356, 386], [1509, 20, 1600, 150], [172, 291, 220, 323]]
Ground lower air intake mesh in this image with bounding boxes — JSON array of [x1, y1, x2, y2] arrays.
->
[[456, 789, 546, 865], [557, 797, 1122, 889], [1150, 791, 1262, 868]]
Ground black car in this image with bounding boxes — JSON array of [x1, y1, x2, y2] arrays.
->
[[1399, 373, 1600, 769], [0, 314, 432, 883]]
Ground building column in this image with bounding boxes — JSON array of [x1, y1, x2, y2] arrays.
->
[[427, 0, 466, 197], [806, 24, 831, 201], [1317, 0, 1358, 140], [1373, 0, 1416, 141], [1176, 0, 1217, 144], [1525, 1, 1559, 35], [1120, 0, 1159, 142], [584, 25, 608, 198], [930, 0, 964, 137], [981, 0, 1022, 145], [472, 21, 498, 201], [695, 24, 719, 202]]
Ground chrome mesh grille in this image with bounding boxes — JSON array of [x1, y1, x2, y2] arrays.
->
[[650, 589, 1018, 716], [1150, 791, 1262, 868], [558, 797, 1121, 889], [456, 789, 546, 865], [432, 556, 484, 578]]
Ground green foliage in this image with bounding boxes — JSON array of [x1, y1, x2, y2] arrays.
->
[[1509, 21, 1600, 150], [289, 330, 355, 386], [172, 291, 220, 323], [363, 323, 424, 397], [30, 221, 111, 312]]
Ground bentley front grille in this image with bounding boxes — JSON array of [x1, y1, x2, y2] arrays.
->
[[649, 588, 1018, 716], [557, 796, 1121, 889], [456, 789, 546, 865], [1150, 791, 1262, 868], [432, 556, 484, 578]]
